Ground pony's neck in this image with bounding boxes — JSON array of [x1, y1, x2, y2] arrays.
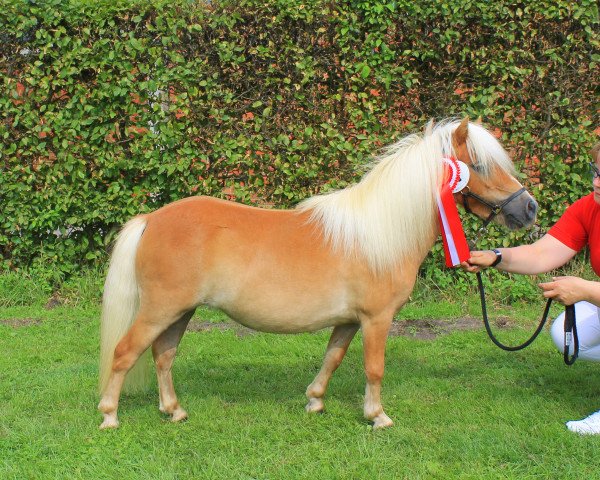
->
[[298, 136, 444, 274]]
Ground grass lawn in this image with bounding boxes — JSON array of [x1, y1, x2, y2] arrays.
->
[[1, 295, 600, 479]]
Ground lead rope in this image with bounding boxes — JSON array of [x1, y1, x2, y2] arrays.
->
[[476, 271, 549, 350], [455, 178, 578, 362], [563, 304, 579, 365], [476, 271, 579, 364]]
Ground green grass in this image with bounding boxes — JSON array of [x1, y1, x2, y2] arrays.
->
[[1, 273, 600, 479]]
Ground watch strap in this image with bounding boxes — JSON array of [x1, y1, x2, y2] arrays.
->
[[490, 249, 502, 267]]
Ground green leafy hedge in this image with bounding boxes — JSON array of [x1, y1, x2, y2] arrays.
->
[[1, 0, 598, 281]]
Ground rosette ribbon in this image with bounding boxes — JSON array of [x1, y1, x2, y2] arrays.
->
[[437, 157, 470, 267]]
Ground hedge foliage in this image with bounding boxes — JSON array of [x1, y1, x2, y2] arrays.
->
[[1, 0, 598, 281]]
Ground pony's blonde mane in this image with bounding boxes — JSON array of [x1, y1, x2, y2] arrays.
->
[[297, 119, 514, 273]]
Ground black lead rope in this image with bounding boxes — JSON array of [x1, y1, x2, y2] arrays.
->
[[563, 304, 579, 365], [459, 182, 578, 363], [476, 271, 579, 364]]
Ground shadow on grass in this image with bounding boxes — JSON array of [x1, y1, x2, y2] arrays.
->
[[127, 329, 600, 420]]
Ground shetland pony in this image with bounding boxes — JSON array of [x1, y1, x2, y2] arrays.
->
[[98, 118, 537, 429]]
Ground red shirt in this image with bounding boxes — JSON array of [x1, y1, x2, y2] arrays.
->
[[548, 193, 600, 276]]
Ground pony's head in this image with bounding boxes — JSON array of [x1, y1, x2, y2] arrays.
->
[[449, 118, 538, 229]]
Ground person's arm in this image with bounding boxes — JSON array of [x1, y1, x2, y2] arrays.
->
[[461, 234, 578, 275]]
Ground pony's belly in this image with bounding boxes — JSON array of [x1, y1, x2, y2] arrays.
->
[[210, 300, 357, 334], [201, 273, 357, 333], [227, 312, 357, 334]]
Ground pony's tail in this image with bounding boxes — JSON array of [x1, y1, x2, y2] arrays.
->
[[99, 215, 149, 395]]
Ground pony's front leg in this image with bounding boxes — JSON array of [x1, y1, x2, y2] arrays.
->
[[361, 317, 393, 429], [306, 324, 359, 413]]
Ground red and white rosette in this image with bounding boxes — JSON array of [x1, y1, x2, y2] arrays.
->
[[442, 156, 470, 193], [437, 157, 470, 267]]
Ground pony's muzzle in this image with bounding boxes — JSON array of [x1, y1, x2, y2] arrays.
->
[[503, 195, 538, 229]]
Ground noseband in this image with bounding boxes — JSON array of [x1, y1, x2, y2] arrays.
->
[[459, 186, 527, 228]]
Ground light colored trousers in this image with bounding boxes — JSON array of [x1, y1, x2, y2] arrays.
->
[[550, 301, 600, 361]]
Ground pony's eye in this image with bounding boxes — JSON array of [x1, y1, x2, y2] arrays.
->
[[470, 163, 484, 173]]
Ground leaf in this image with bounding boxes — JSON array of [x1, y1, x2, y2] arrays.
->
[[359, 63, 371, 79]]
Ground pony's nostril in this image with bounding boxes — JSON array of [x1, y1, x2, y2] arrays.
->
[[527, 199, 538, 217]]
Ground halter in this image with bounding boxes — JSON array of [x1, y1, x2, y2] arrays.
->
[[441, 156, 527, 230], [459, 185, 527, 228]]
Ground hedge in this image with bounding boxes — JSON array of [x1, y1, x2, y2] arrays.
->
[[1, 0, 598, 281]]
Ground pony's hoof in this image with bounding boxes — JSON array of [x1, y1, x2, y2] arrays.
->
[[305, 398, 324, 413], [171, 408, 188, 423], [372, 413, 393, 429], [99, 416, 119, 430]]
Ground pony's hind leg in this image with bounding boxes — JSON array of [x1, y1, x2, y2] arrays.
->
[[152, 310, 194, 423], [305, 324, 359, 413], [98, 309, 178, 429]]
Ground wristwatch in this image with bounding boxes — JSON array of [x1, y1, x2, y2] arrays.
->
[[490, 249, 502, 267]]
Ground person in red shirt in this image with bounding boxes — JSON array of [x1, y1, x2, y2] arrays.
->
[[462, 143, 600, 435]]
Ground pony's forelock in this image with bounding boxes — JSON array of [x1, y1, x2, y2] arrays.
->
[[464, 122, 514, 177]]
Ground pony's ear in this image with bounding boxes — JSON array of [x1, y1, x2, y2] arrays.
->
[[453, 117, 469, 146], [474, 116, 483, 125], [424, 119, 435, 135]]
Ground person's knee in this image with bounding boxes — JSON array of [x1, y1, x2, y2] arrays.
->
[[550, 301, 600, 362]]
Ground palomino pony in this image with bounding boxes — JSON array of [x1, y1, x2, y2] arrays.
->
[[98, 118, 538, 429]]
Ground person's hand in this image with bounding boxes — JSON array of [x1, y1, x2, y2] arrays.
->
[[538, 276, 588, 305], [460, 250, 498, 273]]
